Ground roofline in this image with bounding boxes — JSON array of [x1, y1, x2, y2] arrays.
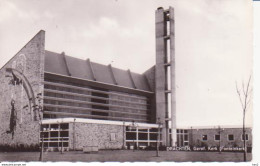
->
[[42, 118, 159, 128], [45, 50, 153, 76], [44, 71, 154, 97], [42, 118, 252, 130], [0, 30, 45, 71], [176, 125, 252, 129]]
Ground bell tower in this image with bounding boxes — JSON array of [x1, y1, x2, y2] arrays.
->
[[155, 6, 176, 146]]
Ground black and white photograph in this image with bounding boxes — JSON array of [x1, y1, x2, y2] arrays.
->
[[0, 0, 258, 164]]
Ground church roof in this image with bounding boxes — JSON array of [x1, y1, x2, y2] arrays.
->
[[44, 50, 152, 92]]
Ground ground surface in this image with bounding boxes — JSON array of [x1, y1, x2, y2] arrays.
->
[[0, 150, 252, 162]]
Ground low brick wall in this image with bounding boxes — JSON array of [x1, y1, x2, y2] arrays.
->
[[69, 122, 123, 150]]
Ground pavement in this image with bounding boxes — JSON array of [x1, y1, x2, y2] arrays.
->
[[0, 150, 252, 162]]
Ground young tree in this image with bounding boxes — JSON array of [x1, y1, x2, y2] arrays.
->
[[216, 126, 224, 153], [236, 75, 252, 162]]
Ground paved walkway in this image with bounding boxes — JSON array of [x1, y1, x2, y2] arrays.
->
[[0, 150, 252, 162]]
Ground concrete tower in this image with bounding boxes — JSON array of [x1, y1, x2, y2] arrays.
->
[[155, 6, 176, 146]]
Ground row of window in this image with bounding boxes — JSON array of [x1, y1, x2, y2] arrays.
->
[[40, 123, 69, 148], [201, 134, 249, 141], [44, 81, 148, 103], [125, 127, 161, 148], [43, 79, 150, 122], [176, 130, 189, 146]]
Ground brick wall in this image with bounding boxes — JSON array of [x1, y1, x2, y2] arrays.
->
[[69, 122, 123, 150], [0, 30, 45, 146], [189, 128, 252, 148]]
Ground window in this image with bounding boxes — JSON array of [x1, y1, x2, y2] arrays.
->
[[126, 132, 136, 140], [42, 124, 49, 131], [138, 133, 148, 140], [228, 134, 234, 141], [149, 133, 157, 140], [40, 123, 69, 148], [242, 134, 249, 141], [150, 128, 158, 132], [91, 88, 109, 117], [126, 126, 136, 131], [60, 131, 69, 137], [50, 124, 59, 130], [184, 135, 189, 141], [60, 123, 69, 130], [177, 129, 189, 146], [50, 131, 58, 137], [202, 135, 207, 141], [215, 134, 220, 141], [138, 129, 148, 132], [42, 132, 49, 138]]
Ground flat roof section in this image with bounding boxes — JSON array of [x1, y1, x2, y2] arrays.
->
[[42, 118, 159, 128]]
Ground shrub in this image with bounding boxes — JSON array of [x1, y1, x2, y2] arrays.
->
[[145, 146, 156, 151], [0, 143, 40, 152]]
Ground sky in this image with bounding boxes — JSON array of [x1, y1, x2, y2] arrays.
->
[[253, 0, 260, 161], [0, 0, 253, 128]]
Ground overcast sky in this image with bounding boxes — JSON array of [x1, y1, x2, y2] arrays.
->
[[0, 0, 253, 127]]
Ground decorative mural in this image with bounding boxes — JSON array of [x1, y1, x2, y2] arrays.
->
[[4, 54, 42, 139], [5, 99, 17, 139]]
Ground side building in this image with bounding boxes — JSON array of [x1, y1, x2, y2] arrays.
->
[[175, 127, 252, 152]]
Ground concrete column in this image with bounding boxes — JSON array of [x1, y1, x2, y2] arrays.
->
[[155, 7, 167, 146], [136, 128, 139, 147], [58, 123, 60, 149], [169, 7, 177, 147], [148, 129, 150, 146]]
